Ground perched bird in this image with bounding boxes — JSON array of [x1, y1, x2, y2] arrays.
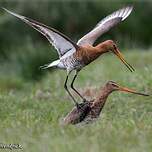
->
[[63, 81, 149, 125], [3, 6, 135, 108]]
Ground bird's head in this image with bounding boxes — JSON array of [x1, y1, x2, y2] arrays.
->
[[106, 81, 149, 96], [103, 40, 135, 72]]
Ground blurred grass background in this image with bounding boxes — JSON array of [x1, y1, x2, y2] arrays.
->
[[0, 0, 152, 152], [0, 51, 152, 152]]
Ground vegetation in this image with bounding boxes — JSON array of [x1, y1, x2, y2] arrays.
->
[[0, 50, 151, 152], [0, 1, 151, 151]]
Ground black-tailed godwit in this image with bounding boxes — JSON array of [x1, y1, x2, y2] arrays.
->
[[3, 6, 135, 108], [63, 81, 149, 125]]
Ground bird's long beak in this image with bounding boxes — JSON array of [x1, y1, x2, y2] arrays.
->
[[118, 86, 149, 96], [113, 48, 135, 72]]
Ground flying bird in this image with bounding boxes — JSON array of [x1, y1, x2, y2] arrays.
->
[[3, 6, 134, 109]]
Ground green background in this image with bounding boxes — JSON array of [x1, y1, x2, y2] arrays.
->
[[0, 1, 152, 152]]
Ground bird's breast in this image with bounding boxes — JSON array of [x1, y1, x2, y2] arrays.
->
[[74, 47, 102, 66]]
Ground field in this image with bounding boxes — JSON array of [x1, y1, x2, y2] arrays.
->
[[0, 50, 152, 152]]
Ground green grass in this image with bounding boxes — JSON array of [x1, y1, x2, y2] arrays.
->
[[0, 50, 152, 152]]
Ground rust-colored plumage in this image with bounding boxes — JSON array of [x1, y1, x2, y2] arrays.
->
[[73, 40, 134, 72]]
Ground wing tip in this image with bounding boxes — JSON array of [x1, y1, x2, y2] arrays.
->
[[2, 7, 25, 20], [2, 7, 10, 13], [121, 5, 134, 21]]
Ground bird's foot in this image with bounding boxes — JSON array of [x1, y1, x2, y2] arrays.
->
[[75, 103, 83, 111], [83, 98, 88, 103]]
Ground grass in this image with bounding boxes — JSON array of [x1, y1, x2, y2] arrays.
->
[[0, 49, 152, 152]]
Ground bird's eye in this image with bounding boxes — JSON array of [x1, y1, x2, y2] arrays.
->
[[113, 44, 117, 50], [111, 83, 117, 87]]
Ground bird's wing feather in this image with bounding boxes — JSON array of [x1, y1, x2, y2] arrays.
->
[[77, 6, 133, 46], [3, 8, 78, 58]]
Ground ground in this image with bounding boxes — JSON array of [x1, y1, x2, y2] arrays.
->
[[0, 50, 151, 152]]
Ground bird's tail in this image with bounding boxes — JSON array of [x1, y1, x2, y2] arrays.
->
[[40, 60, 60, 70]]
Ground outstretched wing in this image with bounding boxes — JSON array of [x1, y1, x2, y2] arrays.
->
[[77, 6, 133, 46], [3, 8, 78, 58]]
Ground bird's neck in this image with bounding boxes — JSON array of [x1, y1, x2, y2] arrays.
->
[[80, 43, 108, 65], [91, 86, 113, 116], [95, 42, 109, 54], [96, 85, 113, 103]]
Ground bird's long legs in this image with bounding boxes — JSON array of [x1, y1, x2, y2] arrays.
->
[[71, 71, 87, 102], [64, 74, 79, 107]]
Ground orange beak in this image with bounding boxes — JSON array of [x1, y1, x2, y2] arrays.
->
[[114, 48, 135, 72], [118, 86, 149, 96]]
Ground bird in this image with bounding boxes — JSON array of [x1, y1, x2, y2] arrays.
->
[[3, 6, 135, 109], [63, 81, 149, 125]]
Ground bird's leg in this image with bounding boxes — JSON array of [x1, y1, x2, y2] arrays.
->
[[64, 74, 80, 109], [70, 71, 87, 103]]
